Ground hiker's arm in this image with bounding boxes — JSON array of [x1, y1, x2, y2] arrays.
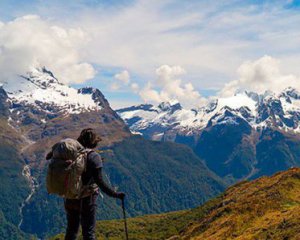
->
[[89, 151, 125, 199], [92, 168, 123, 198]]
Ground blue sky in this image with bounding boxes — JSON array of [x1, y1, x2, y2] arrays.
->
[[0, 0, 300, 108]]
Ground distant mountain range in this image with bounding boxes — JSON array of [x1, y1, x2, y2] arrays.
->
[[117, 88, 300, 182], [51, 168, 300, 240], [0, 67, 224, 239], [117, 88, 300, 137]]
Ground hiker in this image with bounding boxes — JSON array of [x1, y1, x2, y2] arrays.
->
[[46, 128, 125, 240]]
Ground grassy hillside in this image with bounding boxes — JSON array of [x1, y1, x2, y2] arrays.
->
[[51, 168, 300, 240]]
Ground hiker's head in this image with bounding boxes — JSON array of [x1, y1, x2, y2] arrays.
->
[[77, 128, 102, 149]]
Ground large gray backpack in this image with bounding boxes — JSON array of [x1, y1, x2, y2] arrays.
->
[[46, 138, 98, 199]]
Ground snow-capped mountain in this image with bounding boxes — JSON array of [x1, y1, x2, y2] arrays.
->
[[0, 67, 120, 132], [117, 88, 300, 140], [3, 67, 102, 115], [0, 65, 130, 145]]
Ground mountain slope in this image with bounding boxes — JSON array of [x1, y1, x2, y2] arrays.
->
[[176, 167, 300, 240], [0, 211, 28, 240], [0, 140, 31, 240], [0, 92, 32, 239], [51, 167, 300, 240], [102, 136, 225, 214]]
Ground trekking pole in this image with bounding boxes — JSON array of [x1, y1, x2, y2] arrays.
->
[[121, 198, 129, 240]]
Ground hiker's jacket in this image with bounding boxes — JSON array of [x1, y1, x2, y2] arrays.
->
[[83, 151, 119, 198]]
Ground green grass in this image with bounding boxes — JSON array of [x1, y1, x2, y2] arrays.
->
[[49, 198, 220, 240], [51, 168, 300, 240]]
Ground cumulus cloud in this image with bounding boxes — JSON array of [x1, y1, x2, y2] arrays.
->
[[110, 82, 120, 91], [0, 15, 96, 85], [110, 69, 131, 91], [139, 65, 206, 108], [114, 70, 130, 84], [220, 56, 300, 96], [130, 82, 139, 93]]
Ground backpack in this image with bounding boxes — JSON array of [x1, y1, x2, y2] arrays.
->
[[46, 138, 98, 199]]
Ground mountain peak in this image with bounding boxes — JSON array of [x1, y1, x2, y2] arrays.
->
[[117, 104, 155, 114], [158, 100, 182, 112], [281, 87, 300, 100], [245, 90, 260, 102], [21, 66, 60, 89], [78, 87, 110, 108]]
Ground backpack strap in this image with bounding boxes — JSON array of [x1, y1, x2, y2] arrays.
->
[[83, 149, 94, 172]]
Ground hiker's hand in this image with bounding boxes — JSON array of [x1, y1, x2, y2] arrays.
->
[[116, 192, 125, 200]]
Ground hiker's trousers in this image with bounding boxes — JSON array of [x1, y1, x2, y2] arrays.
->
[[64, 193, 98, 240]]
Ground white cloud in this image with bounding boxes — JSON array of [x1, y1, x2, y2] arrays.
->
[[114, 70, 130, 84], [78, 1, 240, 87], [2, 1, 300, 109], [139, 82, 168, 103], [110, 70, 131, 91], [110, 82, 121, 91], [139, 65, 206, 108], [220, 55, 300, 96], [130, 82, 139, 93], [0, 15, 96, 85], [74, 0, 300, 92]]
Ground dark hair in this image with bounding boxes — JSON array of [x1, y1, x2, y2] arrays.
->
[[77, 128, 102, 149]]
